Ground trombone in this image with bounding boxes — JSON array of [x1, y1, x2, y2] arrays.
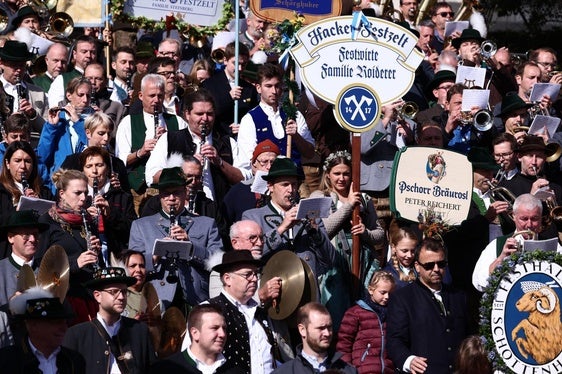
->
[[460, 109, 494, 132]]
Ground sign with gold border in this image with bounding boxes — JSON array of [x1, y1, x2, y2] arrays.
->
[[389, 147, 472, 225], [250, 0, 342, 24]]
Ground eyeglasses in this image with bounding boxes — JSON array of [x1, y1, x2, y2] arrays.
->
[[101, 288, 128, 297], [493, 151, 514, 160], [436, 11, 454, 17], [184, 174, 203, 181], [437, 85, 453, 91], [160, 189, 186, 197], [255, 159, 275, 167], [244, 234, 265, 244], [417, 260, 448, 271], [536, 61, 557, 69], [157, 71, 176, 78], [230, 271, 260, 281]]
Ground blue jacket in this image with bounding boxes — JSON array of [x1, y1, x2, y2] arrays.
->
[[37, 114, 87, 192]]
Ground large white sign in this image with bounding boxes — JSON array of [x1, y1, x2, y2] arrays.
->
[[290, 16, 423, 105], [124, 0, 223, 26], [390, 147, 472, 225]]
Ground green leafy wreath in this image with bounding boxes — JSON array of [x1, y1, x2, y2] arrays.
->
[[479, 250, 562, 373], [110, 0, 234, 40]]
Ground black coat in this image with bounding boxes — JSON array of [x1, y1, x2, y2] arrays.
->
[[63, 317, 156, 374], [0, 337, 86, 373], [201, 71, 258, 138], [386, 280, 468, 374], [149, 350, 245, 373]]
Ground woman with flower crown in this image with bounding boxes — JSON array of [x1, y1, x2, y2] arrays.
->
[[310, 150, 385, 330]]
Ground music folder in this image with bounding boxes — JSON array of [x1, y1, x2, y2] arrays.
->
[[17, 196, 55, 215], [152, 239, 194, 260], [296, 197, 332, 220]]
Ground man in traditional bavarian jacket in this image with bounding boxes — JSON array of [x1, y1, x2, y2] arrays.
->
[[115, 74, 188, 214], [209, 250, 280, 374], [145, 89, 244, 204]]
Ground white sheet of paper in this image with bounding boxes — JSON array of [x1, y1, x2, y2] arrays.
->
[[529, 83, 561, 102], [528, 115, 561, 138], [523, 237, 558, 252], [251, 170, 269, 194], [456, 66, 486, 89], [296, 197, 332, 220], [152, 239, 193, 260], [461, 89, 490, 111], [17, 196, 54, 215], [444, 21, 469, 37]]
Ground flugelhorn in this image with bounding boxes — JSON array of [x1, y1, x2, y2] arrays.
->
[[512, 229, 537, 252], [46, 12, 73, 39], [473, 109, 494, 132], [211, 49, 225, 65], [484, 178, 516, 212], [480, 40, 497, 60], [398, 101, 418, 120]]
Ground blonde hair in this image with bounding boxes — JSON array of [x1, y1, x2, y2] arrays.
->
[[52, 169, 88, 192], [368, 270, 395, 290], [84, 112, 114, 133], [389, 220, 418, 283]]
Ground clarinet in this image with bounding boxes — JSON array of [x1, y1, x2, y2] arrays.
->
[[0, 117, 6, 142], [81, 209, 100, 271], [200, 123, 209, 171], [92, 177, 102, 217], [21, 171, 29, 192], [169, 205, 177, 228], [187, 188, 197, 214], [153, 106, 159, 139], [15, 78, 26, 101]]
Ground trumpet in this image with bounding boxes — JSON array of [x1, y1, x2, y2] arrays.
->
[[211, 49, 225, 65], [480, 40, 497, 60], [459, 109, 494, 132], [528, 101, 549, 121], [512, 230, 538, 252], [549, 70, 562, 78], [397, 101, 418, 120]]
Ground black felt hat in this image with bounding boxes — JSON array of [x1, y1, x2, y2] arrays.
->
[[153, 167, 187, 190], [0, 40, 35, 62], [497, 93, 533, 118], [261, 158, 299, 181], [468, 147, 500, 171], [1, 210, 49, 234], [212, 250, 263, 274], [83, 267, 136, 289], [452, 29, 484, 50]]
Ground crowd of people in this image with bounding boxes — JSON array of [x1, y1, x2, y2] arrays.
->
[[0, 0, 558, 372]]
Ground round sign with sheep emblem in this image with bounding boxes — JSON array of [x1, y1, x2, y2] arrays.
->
[[481, 253, 562, 373]]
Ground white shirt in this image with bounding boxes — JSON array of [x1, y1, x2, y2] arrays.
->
[[11, 252, 33, 268], [472, 238, 562, 291], [97, 314, 122, 374], [1, 75, 21, 112], [186, 347, 227, 374], [115, 111, 188, 164], [237, 102, 315, 180], [109, 78, 129, 103], [29, 338, 60, 374], [221, 290, 274, 374], [47, 67, 84, 106]]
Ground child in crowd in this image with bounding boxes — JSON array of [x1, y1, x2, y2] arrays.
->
[[383, 221, 419, 288], [337, 270, 396, 373]]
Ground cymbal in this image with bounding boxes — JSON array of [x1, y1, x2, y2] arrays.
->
[[299, 258, 318, 303], [37, 245, 70, 303], [16, 264, 36, 292], [261, 250, 305, 320]]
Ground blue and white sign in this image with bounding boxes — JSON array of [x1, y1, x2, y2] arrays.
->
[[335, 85, 380, 132]]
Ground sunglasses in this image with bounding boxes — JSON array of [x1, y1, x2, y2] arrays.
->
[[437, 11, 454, 17], [417, 260, 448, 271]]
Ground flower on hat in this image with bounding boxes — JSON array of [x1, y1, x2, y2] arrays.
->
[[323, 151, 352, 172]]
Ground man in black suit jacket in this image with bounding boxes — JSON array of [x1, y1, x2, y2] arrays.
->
[[63, 267, 156, 374], [0, 288, 86, 373], [387, 238, 468, 374], [202, 42, 258, 138]]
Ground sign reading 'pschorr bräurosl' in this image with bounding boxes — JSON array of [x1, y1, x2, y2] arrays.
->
[[290, 16, 423, 132], [389, 147, 472, 225]]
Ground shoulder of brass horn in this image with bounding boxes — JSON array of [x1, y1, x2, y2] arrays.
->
[[0, 9, 8, 33], [546, 142, 562, 163], [47, 12, 74, 39]]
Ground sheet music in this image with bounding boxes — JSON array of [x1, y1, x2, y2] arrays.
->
[[250, 170, 269, 194], [528, 115, 561, 139], [152, 239, 194, 260], [529, 83, 561, 103], [523, 237, 559, 252], [17, 196, 55, 215], [456, 66, 486, 89], [444, 21, 469, 37], [461, 89, 490, 112], [296, 197, 332, 220]]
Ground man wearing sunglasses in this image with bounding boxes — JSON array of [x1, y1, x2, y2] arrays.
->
[[429, 2, 458, 54], [387, 238, 467, 374]]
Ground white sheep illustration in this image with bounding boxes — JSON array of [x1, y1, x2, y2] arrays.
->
[[511, 281, 562, 364]]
